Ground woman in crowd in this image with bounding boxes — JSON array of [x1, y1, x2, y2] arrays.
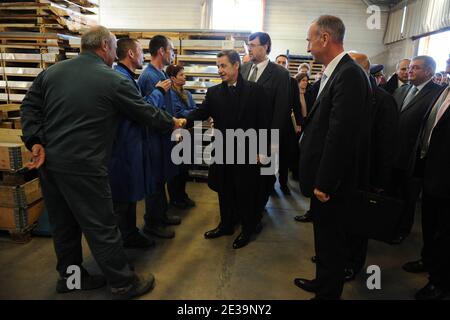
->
[[166, 64, 197, 209]]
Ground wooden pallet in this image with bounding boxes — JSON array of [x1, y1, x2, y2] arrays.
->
[[0, 198, 44, 243]]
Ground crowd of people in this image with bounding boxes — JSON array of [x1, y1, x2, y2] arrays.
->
[[19, 14, 450, 300]]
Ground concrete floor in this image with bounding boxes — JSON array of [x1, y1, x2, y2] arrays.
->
[[0, 179, 430, 300]]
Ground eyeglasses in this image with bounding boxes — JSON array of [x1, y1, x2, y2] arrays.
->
[[248, 43, 263, 49]]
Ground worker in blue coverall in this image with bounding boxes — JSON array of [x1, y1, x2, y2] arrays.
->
[[138, 35, 181, 239], [109, 38, 155, 249]]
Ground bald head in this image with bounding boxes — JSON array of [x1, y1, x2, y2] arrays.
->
[[81, 25, 117, 67], [348, 52, 370, 73], [81, 26, 115, 51]]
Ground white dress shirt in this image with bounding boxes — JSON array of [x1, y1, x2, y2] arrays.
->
[[317, 51, 347, 96], [248, 58, 270, 82]]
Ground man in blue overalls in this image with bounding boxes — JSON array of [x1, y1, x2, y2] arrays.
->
[[138, 35, 181, 239], [109, 38, 154, 248]]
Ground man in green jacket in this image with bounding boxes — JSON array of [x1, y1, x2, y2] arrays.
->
[[20, 26, 185, 299]]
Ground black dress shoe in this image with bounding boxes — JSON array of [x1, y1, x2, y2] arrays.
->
[[402, 259, 426, 273], [311, 255, 317, 263], [293, 278, 319, 293], [162, 215, 181, 226], [254, 222, 263, 234], [123, 232, 155, 249], [56, 267, 106, 293], [390, 234, 406, 245], [170, 200, 188, 209], [143, 225, 175, 239], [183, 197, 196, 208], [294, 211, 313, 223], [280, 185, 291, 195], [204, 226, 234, 239], [415, 282, 449, 300], [344, 268, 356, 282], [233, 232, 251, 249]]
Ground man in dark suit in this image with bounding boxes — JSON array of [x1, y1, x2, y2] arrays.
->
[[390, 56, 442, 245], [241, 32, 292, 200], [381, 58, 410, 95], [275, 54, 302, 184], [345, 52, 399, 279], [412, 86, 450, 300], [186, 50, 270, 249], [293, 15, 371, 300]]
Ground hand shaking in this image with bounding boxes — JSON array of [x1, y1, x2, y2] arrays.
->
[[173, 117, 187, 129]]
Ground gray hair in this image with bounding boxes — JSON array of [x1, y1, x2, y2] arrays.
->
[[413, 55, 436, 74], [299, 62, 311, 71], [81, 26, 114, 52], [313, 15, 346, 44], [396, 58, 410, 70]]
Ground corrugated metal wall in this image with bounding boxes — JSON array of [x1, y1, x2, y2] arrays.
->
[[264, 0, 388, 58], [98, 0, 387, 58]]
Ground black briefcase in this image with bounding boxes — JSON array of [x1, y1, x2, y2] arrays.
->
[[344, 190, 404, 244]]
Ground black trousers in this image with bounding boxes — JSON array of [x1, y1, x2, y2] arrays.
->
[[113, 201, 139, 242], [39, 168, 135, 288], [392, 168, 422, 236], [167, 169, 189, 203], [218, 167, 261, 234], [311, 195, 347, 299], [143, 183, 168, 228], [422, 193, 450, 289]]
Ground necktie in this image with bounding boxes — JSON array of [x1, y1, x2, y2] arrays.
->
[[401, 86, 418, 111], [248, 65, 258, 82], [317, 74, 327, 97]]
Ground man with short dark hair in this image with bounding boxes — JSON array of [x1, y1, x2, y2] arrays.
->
[[242, 32, 291, 199], [20, 26, 185, 299], [186, 50, 270, 249], [109, 38, 154, 249], [294, 15, 371, 300], [391, 55, 442, 245], [138, 35, 181, 239]]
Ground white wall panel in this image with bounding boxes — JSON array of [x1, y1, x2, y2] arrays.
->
[[98, 0, 203, 29], [97, 0, 387, 59], [264, 0, 388, 59]]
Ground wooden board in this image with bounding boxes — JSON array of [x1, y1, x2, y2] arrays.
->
[[0, 141, 31, 171], [0, 177, 42, 208], [0, 198, 44, 232]]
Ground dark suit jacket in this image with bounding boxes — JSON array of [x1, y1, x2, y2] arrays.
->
[[186, 75, 271, 193], [240, 61, 291, 134], [290, 77, 302, 126], [381, 73, 401, 95], [419, 88, 450, 199], [298, 54, 371, 197], [392, 80, 442, 173], [368, 77, 399, 190]]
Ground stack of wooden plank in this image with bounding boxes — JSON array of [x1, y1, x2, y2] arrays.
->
[[287, 54, 323, 82], [0, 1, 98, 105], [0, 128, 44, 243]]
